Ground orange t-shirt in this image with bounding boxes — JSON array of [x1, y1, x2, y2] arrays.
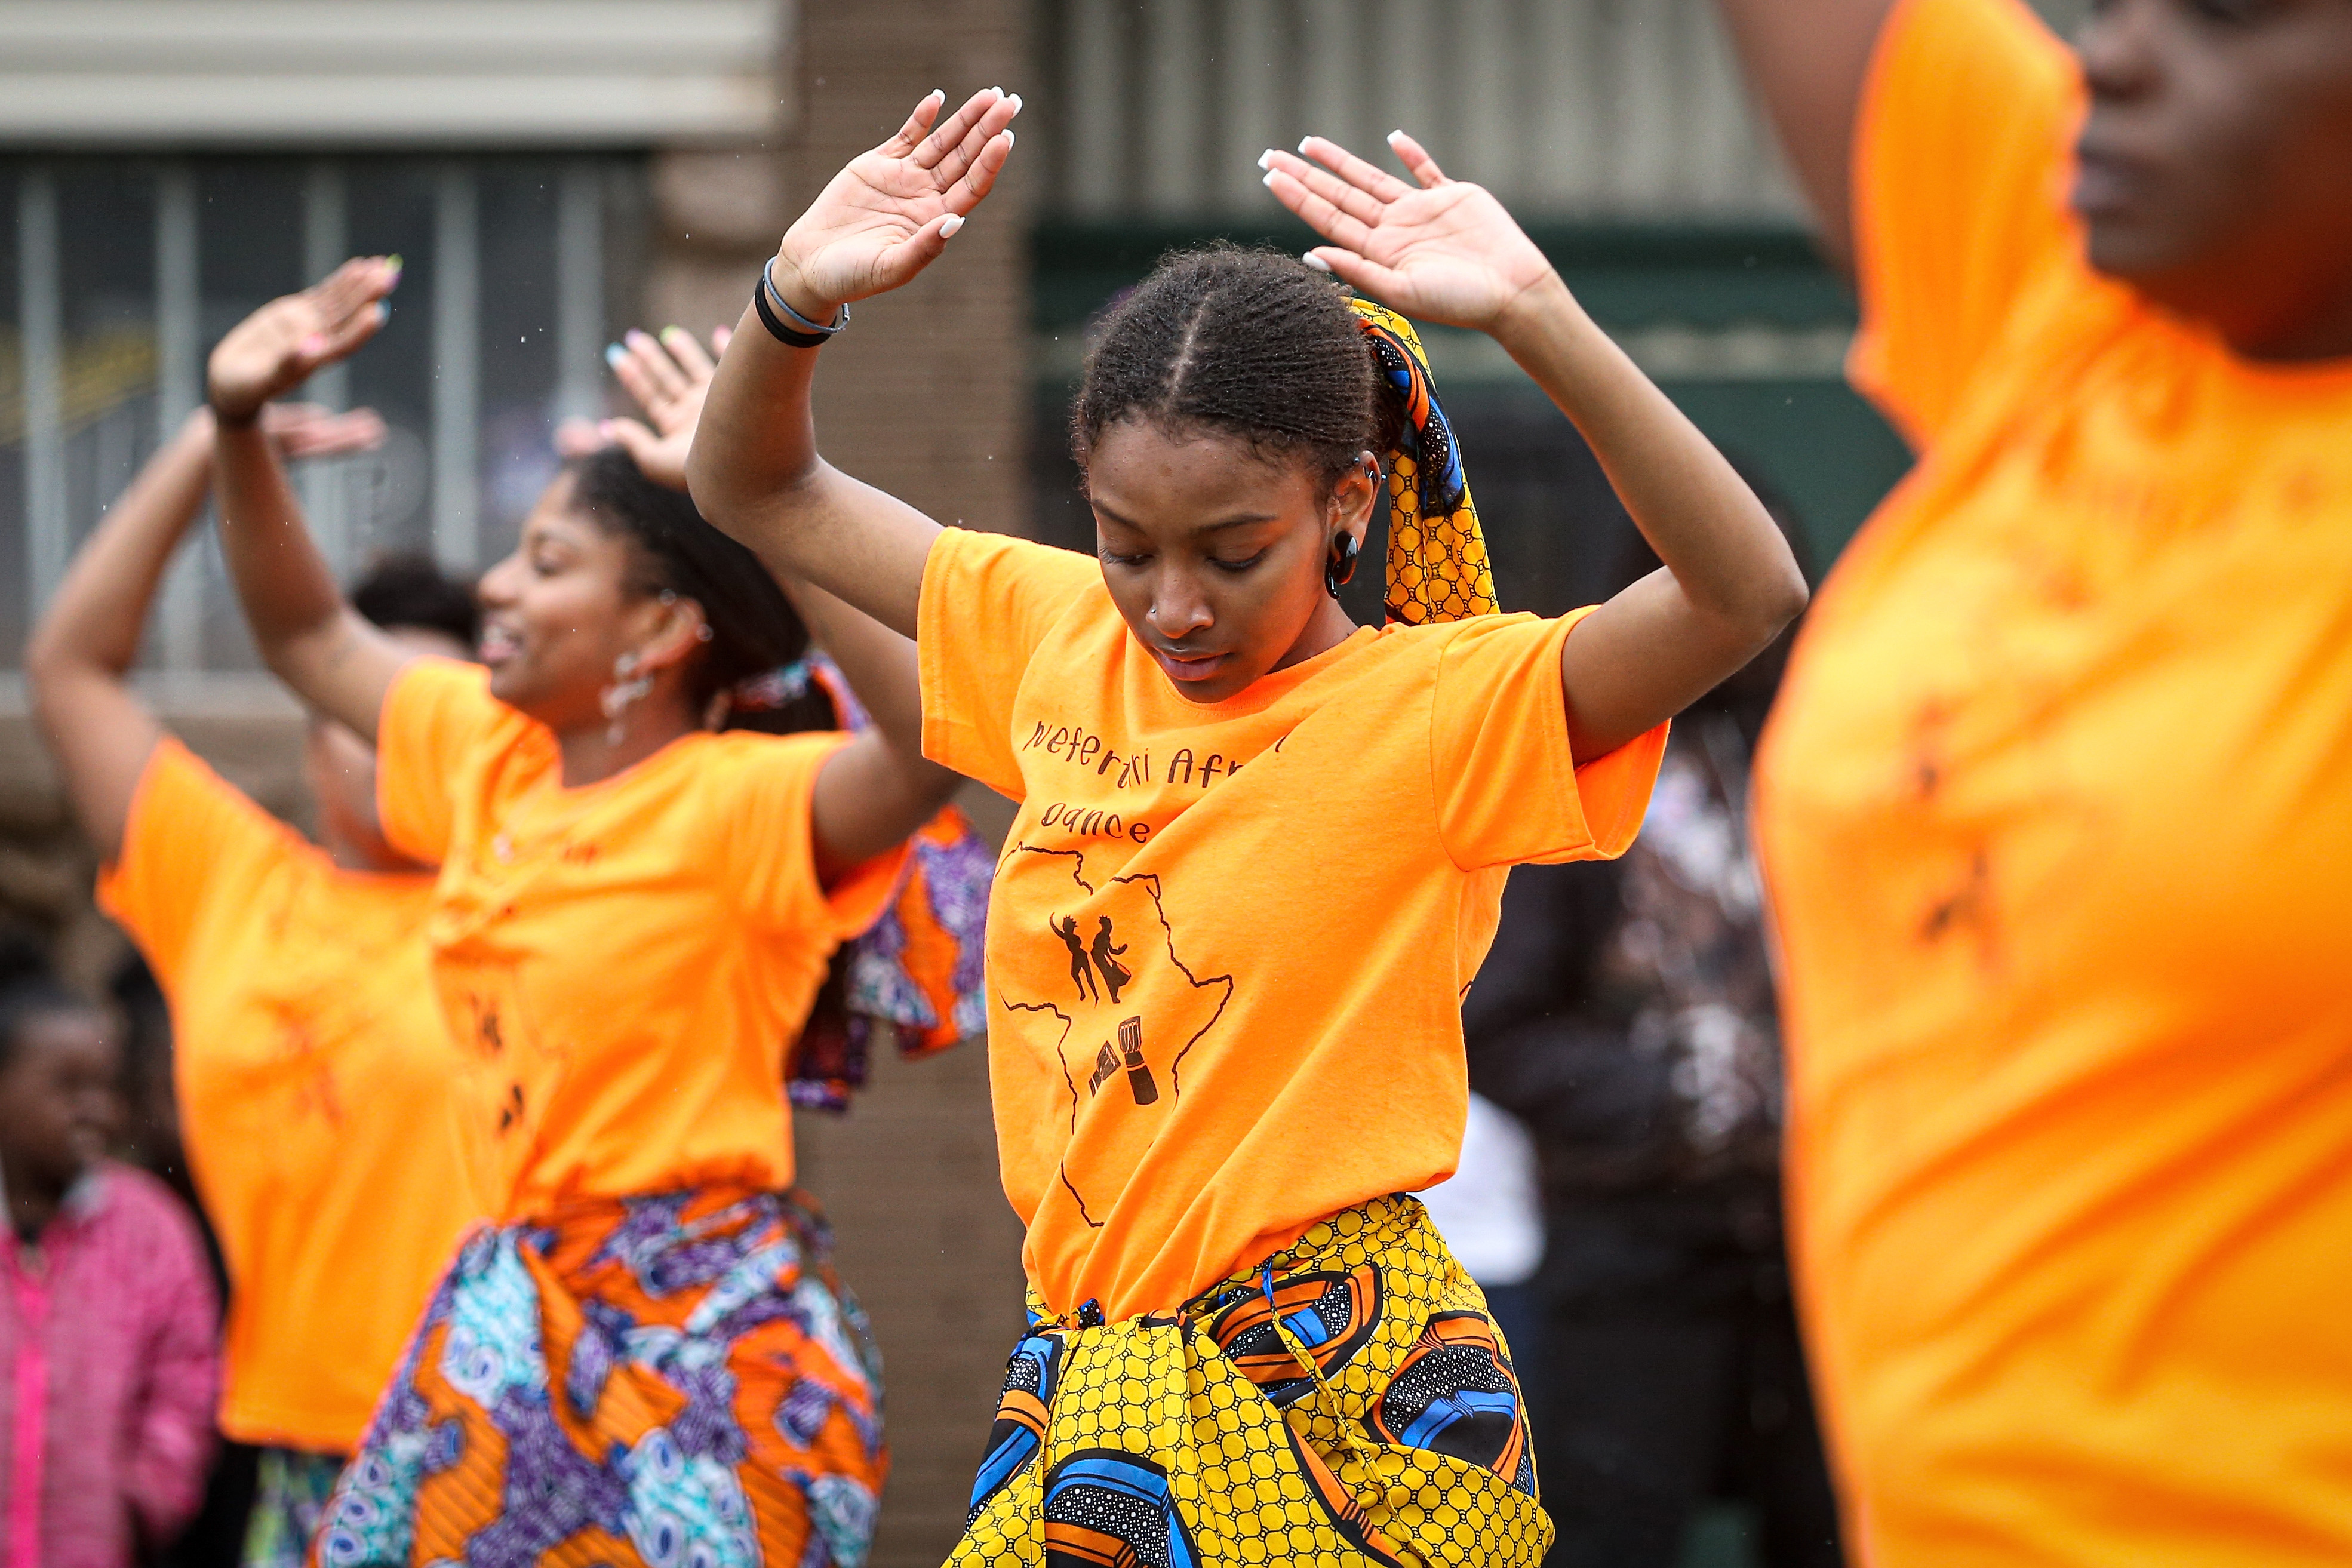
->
[[920, 529, 1665, 1320], [1753, 0, 2352, 1561], [377, 660, 904, 1219], [98, 738, 480, 1452]]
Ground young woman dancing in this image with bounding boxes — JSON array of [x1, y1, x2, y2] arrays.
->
[[199, 263, 971, 1568], [688, 90, 1806, 1566], [24, 403, 484, 1568]]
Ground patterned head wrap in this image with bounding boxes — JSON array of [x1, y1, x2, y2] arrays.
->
[[1349, 299, 1499, 626]]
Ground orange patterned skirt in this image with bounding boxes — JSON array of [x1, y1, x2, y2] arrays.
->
[[312, 1188, 883, 1568]]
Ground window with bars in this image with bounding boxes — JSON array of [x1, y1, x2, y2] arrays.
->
[[1, 153, 647, 677]]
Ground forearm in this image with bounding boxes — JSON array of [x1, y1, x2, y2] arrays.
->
[[781, 576, 927, 760], [690, 294, 936, 637], [1712, 0, 1895, 270], [24, 412, 214, 682], [212, 419, 405, 737], [810, 730, 963, 887], [1496, 275, 1805, 638], [691, 296, 829, 566], [213, 420, 343, 650]]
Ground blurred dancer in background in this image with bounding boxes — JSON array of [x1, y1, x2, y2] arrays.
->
[[1465, 494, 1838, 1568], [23, 402, 484, 1568], [0, 930, 218, 1568], [203, 263, 973, 1568], [1717, 0, 2352, 1559]]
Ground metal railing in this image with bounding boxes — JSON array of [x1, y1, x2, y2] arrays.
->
[[4, 153, 634, 678], [1029, 0, 1801, 222]]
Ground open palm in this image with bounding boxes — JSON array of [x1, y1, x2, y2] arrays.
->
[[771, 87, 1020, 316], [207, 256, 398, 423], [1262, 134, 1557, 332], [554, 324, 730, 491]]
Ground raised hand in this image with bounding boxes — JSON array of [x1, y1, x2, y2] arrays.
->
[[1260, 133, 1560, 333], [260, 401, 388, 461], [768, 87, 1020, 321], [554, 325, 731, 491], [207, 257, 399, 424]]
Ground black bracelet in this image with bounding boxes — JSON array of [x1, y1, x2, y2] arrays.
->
[[752, 263, 848, 348]]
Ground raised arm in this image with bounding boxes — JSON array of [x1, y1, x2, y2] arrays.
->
[[1712, 0, 1898, 268], [207, 256, 414, 739], [688, 87, 1022, 638], [23, 404, 383, 860], [1264, 134, 1809, 763], [594, 322, 960, 875]]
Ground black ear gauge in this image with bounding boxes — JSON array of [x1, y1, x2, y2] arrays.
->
[[1325, 532, 1361, 597]]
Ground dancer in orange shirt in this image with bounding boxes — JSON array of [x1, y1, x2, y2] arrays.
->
[[688, 90, 1806, 1566], [198, 269, 970, 1568], [24, 404, 482, 1568], [1717, 0, 2352, 1560]]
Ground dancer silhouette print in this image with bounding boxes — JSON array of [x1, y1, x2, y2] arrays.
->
[[1051, 914, 1097, 1004], [1090, 917, 1133, 1004]]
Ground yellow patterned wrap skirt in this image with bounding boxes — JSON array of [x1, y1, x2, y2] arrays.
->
[[954, 1194, 1553, 1567]]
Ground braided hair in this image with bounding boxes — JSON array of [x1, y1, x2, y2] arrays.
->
[[567, 445, 837, 736], [1072, 244, 1404, 491]]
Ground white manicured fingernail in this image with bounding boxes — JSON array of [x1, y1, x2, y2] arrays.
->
[[1006, 94, 1023, 113], [1262, 170, 1279, 189], [940, 214, 966, 238], [1003, 129, 1016, 147], [1297, 136, 1313, 152], [1388, 128, 1407, 142], [1302, 252, 1332, 272], [1256, 150, 1274, 170]]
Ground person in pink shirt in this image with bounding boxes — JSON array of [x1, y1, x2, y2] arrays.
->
[[0, 932, 219, 1568]]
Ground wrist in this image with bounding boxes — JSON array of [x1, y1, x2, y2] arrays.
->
[[1489, 268, 1584, 352], [765, 254, 844, 331], [207, 389, 263, 429]]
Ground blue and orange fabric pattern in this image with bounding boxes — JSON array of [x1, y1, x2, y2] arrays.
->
[[769, 653, 993, 1112], [310, 1189, 883, 1568], [954, 1195, 1551, 1567]]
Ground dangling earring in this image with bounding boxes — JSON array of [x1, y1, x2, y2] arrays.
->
[[1324, 532, 1361, 598], [600, 651, 653, 745]]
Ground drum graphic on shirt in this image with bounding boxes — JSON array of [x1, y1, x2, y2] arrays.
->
[[1006, 843, 1234, 1228]]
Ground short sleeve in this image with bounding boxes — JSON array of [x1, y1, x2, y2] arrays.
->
[[1431, 610, 1669, 871], [377, 657, 524, 864], [97, 738, 300, 992], [715, 731, 910, 939], [918, 528, 1105, 796], [1847, 0, 2082, 448]]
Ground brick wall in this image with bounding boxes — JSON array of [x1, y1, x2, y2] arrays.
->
[[644, 2, 1036, 1562]]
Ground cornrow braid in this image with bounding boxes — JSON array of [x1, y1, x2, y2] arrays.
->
[[1072, 243, 1404, 491]]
